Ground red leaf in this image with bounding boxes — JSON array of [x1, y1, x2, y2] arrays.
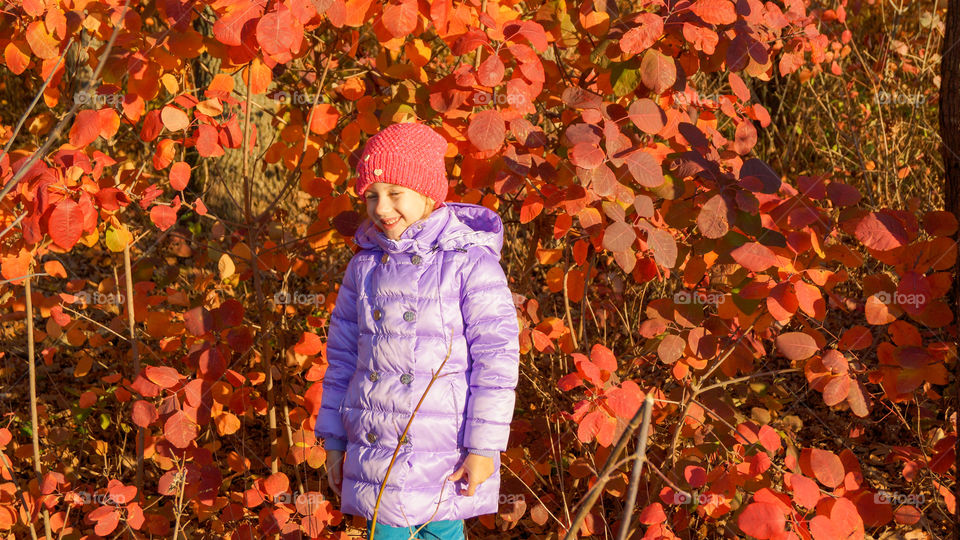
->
[[170, 161, 191, 191], [826, 181, 861, 206], [263, 472, 289, 498], [691, 0, 737, 24], [697, 194, 732, 239], [809, 448, 844, 488], [577, 409, 604, 443], [682, 23, 719, 54], [92, 507, 120, 536], [196, 124, 224, 157], [737, 502, 785, 539], [477, 53, 505, 87], [643, 225, 677, 268], [684, 466, 706, 488], [184, 306, 214, 336], [144, 366, 181, 388], [623, 149, 664, 187], [257, 7, 303, 55], [570, 142, 606, 169], [784, 472, 821, 509], [557, 373, 583, 391], [502, 20, 548, 53], [150, 204, 177, 231], [164, 410, 198, 449], [729, 72, 750, 102], [606, 381, 642, 418], [131, 400, 158, 428], [758, 425, 780, 453], [730, 242, 778, 272], [382, 0, 418, 38], [591, 344, 618, 374], [293, 332, 324, 356], [467, 109, 505, 152], [733, 120, 757, 155], [49, 199, 84, 249], [822, 375, 851, 406], [602, 221, 636, 253], [519, 192, 543, 223], [658, 334, 685, 364], [69, 109, 101, 147], [638, 502, 666, 524], [774, 332, 818, 360], [640, 49, 676, 94], [628, 98, 666, 134], [808, 515, 841, 540], [854, 212, 909, 251], [620, 13, 663, 55]]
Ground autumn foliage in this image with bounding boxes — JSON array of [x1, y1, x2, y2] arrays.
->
[[0, 0, 955, 538]]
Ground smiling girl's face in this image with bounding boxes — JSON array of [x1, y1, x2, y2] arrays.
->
[[364, 183, 435, 240]]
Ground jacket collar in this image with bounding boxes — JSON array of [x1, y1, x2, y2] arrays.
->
[[354, 202, 505, 257]]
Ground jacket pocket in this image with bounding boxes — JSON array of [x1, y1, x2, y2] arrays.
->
[[451, 376, 462, 444]]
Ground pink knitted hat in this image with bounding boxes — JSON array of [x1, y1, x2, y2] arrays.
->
[[355, 122, 449, 209]]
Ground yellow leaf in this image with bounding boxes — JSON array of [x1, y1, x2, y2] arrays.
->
[[74, 353, 93, 377], [105, 225, 131, 252], [160, 73, 179, 95], [218, 254, 236, 280], [216, 412, 241, 436], [196, 98, 223, 117]]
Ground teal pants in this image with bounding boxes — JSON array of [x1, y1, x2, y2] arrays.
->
[[366, 519, 465, 539]]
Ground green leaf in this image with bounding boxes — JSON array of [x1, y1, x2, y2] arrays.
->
[[100, 413, 111, 430], [610, 58, 642, 97]]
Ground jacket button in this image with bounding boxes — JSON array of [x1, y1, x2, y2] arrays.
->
[[373, 309, 382, 320], [411, 255, 422, 265], [403, 310, 415, 322], [400, 373, 413, 385], [366, 432, 378, 444], [381, 253, 389, 264], [368, 372, 380, 382]]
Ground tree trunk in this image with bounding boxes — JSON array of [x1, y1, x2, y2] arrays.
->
[[937, 0, 960, 532]]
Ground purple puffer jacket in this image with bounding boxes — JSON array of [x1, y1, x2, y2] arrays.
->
[[314, 202, 520, 527]]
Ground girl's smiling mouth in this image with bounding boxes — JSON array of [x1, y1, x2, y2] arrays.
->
[[380, 217, 401, 229]]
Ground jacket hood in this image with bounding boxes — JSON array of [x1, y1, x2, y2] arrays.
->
[[354, 202, 504, 258]]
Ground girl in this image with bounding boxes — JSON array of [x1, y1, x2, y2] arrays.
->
[[314, 122, 520, 539]]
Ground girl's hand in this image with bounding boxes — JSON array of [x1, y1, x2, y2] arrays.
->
[[325, 450, 344, 497], [447, 454, 495, 496]]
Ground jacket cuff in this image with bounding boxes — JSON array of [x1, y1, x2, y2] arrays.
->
[[467, 448, 500, 458], [324, 438, 346, 452]]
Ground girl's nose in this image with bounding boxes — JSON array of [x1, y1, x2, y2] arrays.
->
[[375, 196, 392, 215]]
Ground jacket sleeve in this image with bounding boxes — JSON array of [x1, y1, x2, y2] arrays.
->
[[460, 249, 520, 453], [314, 255, 361, 447]]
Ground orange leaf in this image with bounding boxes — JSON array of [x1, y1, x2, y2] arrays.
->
[[69, 109, 101, 147], [161, 105, 190, 132], [308, 104, 340, 135], [26, 21, 58, 59]]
